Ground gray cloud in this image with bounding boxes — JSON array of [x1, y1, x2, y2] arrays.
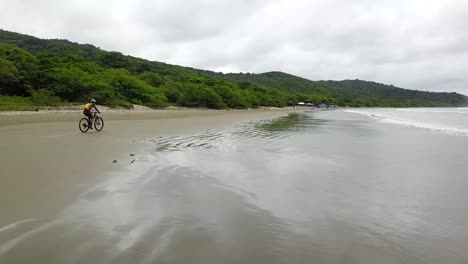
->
[[1, 0, 467, 94]]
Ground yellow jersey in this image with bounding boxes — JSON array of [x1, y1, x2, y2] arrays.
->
[[84, 103, 94, 111]]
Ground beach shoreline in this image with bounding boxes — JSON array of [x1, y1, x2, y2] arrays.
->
[[0, 106, 306, 127], [0, 107, 305, 227], [3, 109, 468, 263]]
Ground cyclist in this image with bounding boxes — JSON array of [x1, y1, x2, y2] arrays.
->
[[83, 99, 101, 129]]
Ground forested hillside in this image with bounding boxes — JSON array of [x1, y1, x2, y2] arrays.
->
[[1, 29, 466, 110], [198, 71, 467, 107]]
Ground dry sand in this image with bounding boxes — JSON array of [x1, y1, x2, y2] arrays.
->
[[0, 108, 304, 227]]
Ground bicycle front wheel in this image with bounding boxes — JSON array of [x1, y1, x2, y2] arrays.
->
[[79, 118, 90, 133], [94, 117, 104, 131]]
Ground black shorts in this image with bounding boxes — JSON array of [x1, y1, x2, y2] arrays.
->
[[83, 110, 91, 117]]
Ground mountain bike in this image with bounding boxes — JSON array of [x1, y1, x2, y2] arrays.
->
[[79, 112, 104, 133]]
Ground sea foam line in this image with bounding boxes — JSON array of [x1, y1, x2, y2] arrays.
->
[[396, 108, 468, 114], [345, 110, 468, 136], [0, 219, 37, 233]]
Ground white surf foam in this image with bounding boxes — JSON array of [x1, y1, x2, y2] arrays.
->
[[396, 108, 468, 114], [345, 109, 468, 136], [0, 219, 37, 233]]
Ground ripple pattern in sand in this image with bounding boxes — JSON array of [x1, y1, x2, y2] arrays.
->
[[133, 113, 320, 153]]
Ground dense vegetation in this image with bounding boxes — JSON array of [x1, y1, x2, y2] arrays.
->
[[198, 71, 468, 107], [1, 29, 466, 110]]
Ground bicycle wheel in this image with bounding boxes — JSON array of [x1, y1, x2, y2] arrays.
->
[[79, 118, 90, 133], [94, 117, 104, 131]]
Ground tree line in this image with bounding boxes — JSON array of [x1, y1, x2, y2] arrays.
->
[[0, 42, 315, 109], [1, 29, 467, 109]]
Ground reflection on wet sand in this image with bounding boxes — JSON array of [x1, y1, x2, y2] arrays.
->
[[2, 112, 468, 263]]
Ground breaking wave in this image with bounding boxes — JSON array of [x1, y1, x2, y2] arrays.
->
[[345, 109, 468, 136]]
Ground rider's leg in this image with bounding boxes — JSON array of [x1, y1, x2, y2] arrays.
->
[[86, 113, 92, 126], [89, 115, 95, 129]]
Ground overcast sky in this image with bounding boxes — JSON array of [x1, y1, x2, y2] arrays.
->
[[1, 0, 467, 94]]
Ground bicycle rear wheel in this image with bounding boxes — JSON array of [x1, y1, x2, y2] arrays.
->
[[79, 118, 90, 133], [94, 117, 104, 131]]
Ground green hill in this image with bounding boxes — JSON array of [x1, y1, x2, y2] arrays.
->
[[1, 29, 466, 110], [197, 71, 467, 107]]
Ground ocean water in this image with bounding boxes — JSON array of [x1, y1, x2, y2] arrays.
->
[[345, 107, 468, 136], [1, 109, 468, 264]]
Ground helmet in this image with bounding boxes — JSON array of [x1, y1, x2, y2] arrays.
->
[[90, 99, 96, 103]]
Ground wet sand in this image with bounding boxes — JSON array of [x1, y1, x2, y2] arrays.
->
[[2, 109, 468, 263], [0, 108, 303, 228]]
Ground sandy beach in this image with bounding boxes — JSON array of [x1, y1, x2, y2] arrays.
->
[[2, 108, 468, 263], [0, 107, 304, 228]]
